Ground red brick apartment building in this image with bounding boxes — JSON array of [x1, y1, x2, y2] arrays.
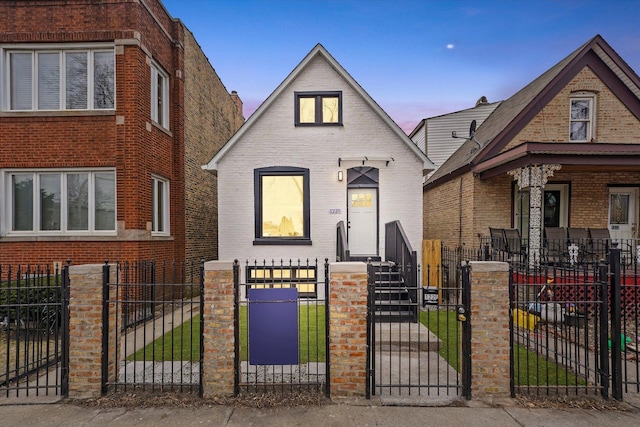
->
[[0, 0, 244, 267]]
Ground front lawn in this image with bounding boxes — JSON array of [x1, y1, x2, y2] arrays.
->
[[420, 309, 584, 386], [127, 304, 326, 363]]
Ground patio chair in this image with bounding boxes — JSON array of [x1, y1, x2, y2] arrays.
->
[[503, 228, 527, 262], [567, 227, 590, 264], [489, 227, 506, 260], [544, 227, 568, 265], [589, 227, 634, 264]]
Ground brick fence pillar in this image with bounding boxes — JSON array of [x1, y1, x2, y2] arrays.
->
[[68, 264, 111, 398], [202, 260, 235, 397], [328, 262, 368, 399], [469, 261, 511, 401]]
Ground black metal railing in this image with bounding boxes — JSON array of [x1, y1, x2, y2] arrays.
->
[[479, 234, 637, 269], [1, 263, 69, 398], [336, 221, 350, 261], [234, 259, 329, 396], [102, 260, 203, 395], [385, 221, 418, 305], [509, 258, 607, 397]]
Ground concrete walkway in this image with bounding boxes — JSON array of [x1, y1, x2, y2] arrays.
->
[[1, 399, 640, 427]]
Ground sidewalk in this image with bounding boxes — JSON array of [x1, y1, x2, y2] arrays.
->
[[1, 399, 640, 427]]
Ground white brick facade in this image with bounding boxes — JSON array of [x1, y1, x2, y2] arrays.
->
[[209, 47, 430, 285]]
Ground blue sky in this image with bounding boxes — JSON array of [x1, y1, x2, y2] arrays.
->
[[161, 0, 640, 134]]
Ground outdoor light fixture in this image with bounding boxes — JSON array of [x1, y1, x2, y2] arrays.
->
[[338, 170, 344, 181]]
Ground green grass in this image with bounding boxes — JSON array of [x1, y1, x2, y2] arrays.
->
[[127, 315, 200, 361], [128, 304, 326, 363], [420, 310, 584, 386], [420, 309, 461, 371]]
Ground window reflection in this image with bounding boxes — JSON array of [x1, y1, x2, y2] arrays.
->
[[610, 194, 629, 224], [261, 175, 304, 237], [299, 97, 315, 123], [322, 97, 339, 123]]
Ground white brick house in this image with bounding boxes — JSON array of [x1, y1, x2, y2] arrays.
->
[[204, 44, 434, 289]]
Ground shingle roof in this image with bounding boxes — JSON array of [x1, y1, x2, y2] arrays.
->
[[425, 35, 640, 188]]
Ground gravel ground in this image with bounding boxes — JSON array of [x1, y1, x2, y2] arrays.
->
[[68, 390, 329, 409], [66, 389, 638, 411]]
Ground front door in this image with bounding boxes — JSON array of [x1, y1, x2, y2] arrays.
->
[[348, 188, 378, 256], [608, 187, 638, 241]]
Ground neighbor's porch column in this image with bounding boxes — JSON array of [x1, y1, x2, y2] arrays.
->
[[508, 164, 561, 267]]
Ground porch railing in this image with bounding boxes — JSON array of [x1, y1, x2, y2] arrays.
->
[[479, 234, 639, 268], [384, 221, 418, 291], [336, 221, 350, 262]]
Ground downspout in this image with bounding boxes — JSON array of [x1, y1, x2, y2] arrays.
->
[[459, 177, 463, 248]]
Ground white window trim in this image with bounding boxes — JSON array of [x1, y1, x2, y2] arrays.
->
[[1, 44, 115, 112], [150, 61, 169, 130], [569, 93, 596, 142], [2, 168, 117, 236], [152, 175, 170, 236]]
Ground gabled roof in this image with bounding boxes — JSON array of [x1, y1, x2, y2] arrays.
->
[[425, 34, 640, 188], [203, 43, 434, 171]]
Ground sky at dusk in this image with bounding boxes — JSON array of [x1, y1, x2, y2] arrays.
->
[[161, 0, 640, 134]]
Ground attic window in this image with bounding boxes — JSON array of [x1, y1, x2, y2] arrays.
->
[[295, 91, 342, 126], [569, 93, 595, 142]]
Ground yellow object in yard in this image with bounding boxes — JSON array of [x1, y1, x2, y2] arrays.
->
[[513, 308, 540, 331]]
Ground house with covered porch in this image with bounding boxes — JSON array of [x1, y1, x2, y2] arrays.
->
[[423, 35, 640, 263]]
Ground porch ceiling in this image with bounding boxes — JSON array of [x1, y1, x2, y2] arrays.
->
[[473, 142, 640, 179]]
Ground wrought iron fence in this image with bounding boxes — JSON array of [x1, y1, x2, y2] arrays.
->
[[0, 263, 69, 398], [102, 260, 203, 395], [509, 260, 608, 397], [234, 259, 329, 396]]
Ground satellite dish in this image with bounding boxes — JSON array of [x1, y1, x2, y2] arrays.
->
[[469, 120, 477, 139]]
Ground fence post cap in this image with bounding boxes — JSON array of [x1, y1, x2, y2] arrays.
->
[[203, 260, 235, 271], [469, 261, 509, 272]]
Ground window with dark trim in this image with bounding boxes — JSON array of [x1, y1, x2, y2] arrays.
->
[[294, 91, 342, 125], [254, 166, 311, 245]]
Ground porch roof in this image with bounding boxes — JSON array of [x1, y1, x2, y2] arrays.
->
[[473, 142, 640, 179]]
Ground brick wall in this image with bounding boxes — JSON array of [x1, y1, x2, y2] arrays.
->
[[217, 55, 425, 265], [328, 262, 368, 398], [424, 65, 640, 249], [183, 30, 244, 263], [0, 0, 241, 267], [469, 261, 511, 400], [504, 67, 640, 151], [201, 261, 236, 397], [68, 264, 117, 398]]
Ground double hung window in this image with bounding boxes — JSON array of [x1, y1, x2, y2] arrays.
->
[[152, 176, 170, 235], [569, 93, 595, 141], [5, 170, 116, 234], [150, 62, 169, 129], [5, 47, 114, 111]]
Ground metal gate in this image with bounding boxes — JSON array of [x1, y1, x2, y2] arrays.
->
[[101, 260, 203, 394], [1, 263, 69, 400], [234, 259, 329, 396], [509, 245, 640, 401], [366, 260, 471, 404]]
